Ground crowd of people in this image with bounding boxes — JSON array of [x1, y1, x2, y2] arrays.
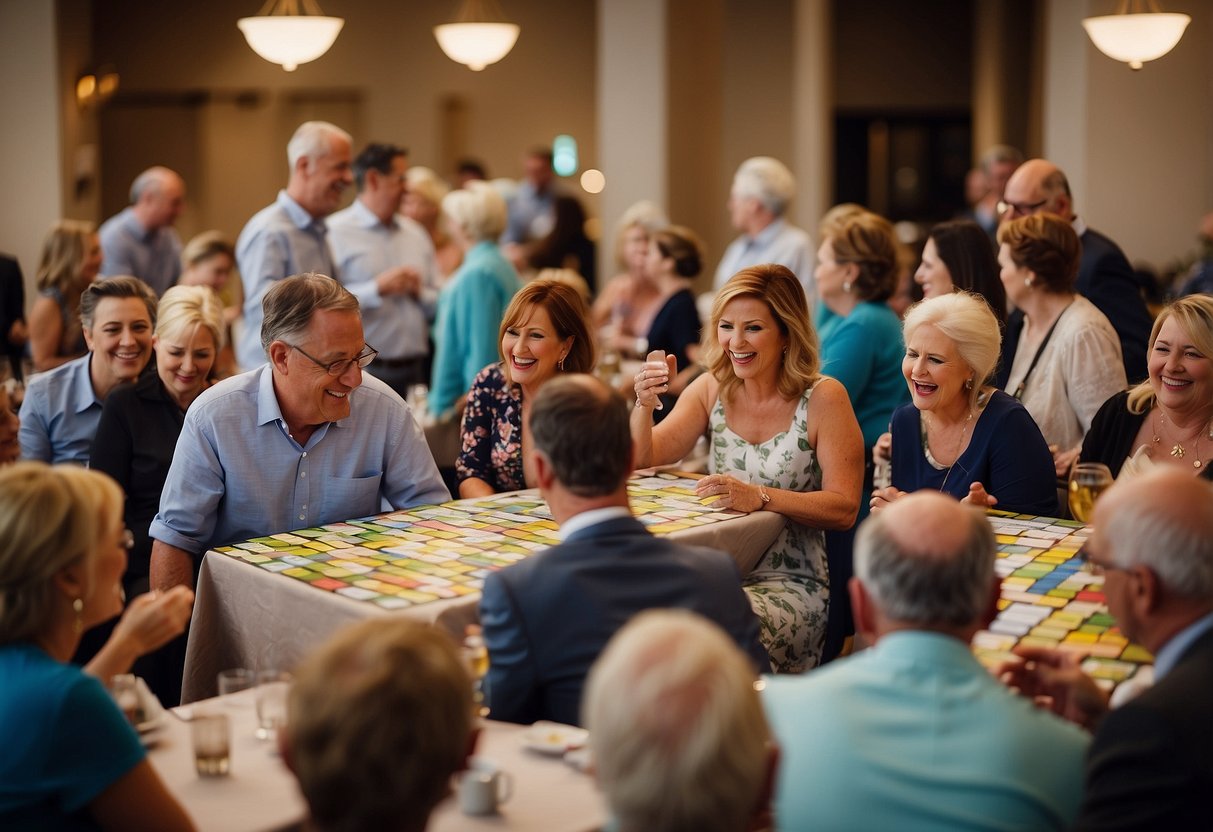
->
[[1, 124, 1211, 831]]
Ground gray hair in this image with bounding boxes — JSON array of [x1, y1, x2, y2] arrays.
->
[[129, 166, 177, 204], [80, 275, 158, 331], [979, 144, 1024, 173], [902, 292, 1001, 407], [287, 121, 353, 172], [530, 375, 630, 497], [855, 502, 995, 627], [732, 156, 796, 216], [260, 273, 359, 352], [584, 609, 770, 832], [442, 180, 507, 242], [1103, 473, 1213, 601]]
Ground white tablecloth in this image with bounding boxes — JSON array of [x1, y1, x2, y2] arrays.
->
[[149, 688, 607, 832]]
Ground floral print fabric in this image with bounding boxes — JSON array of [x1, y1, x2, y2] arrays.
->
[[456, 364, 525, 493]]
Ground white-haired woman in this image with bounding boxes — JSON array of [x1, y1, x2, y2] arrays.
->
[[871, 292, 1057, 515], [429, 181, 522, 419], [0, 462, 194, 830]]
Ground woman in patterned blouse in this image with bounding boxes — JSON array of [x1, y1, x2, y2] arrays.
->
[[456, 279, 595, 497]]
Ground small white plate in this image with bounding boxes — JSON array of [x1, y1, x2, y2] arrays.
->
[[523, 721, 589, 756]]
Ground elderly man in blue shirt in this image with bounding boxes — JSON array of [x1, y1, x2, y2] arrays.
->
[[234, 121, 354, 371], [149, 273, 449, 592], [712, 156, 816, 302], [327, 143, 439, 397], [98, 166, 186, 297]]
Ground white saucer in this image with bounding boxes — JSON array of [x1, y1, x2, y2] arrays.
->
[[522, 720, 589, 756]]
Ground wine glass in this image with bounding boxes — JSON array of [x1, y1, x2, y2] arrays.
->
[[1068, 463, 1113, 522]]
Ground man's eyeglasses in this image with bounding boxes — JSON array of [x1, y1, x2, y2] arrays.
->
[[997, 198, 1049, 218], [1076, 541, 1121, 576], [288, 343, 379, 376]]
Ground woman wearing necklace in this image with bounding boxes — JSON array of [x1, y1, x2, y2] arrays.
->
[[998, 214, 1126, 478], [1080, 295, 1213, 481], [871, 292, 1057, 515]]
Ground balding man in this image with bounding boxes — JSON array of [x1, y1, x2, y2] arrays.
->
[[98, 166, 186, 296], [764, 491, 1088, 831], [1000, 159, 1152, 382], [1003, 469, 1213, 830], [713, 157, 815, 301], [235, 121, 354, 370]]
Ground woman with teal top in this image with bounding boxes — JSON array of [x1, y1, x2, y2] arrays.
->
[[632, 264, 864, 672], [813, 207, 910, 457], [429, 181, 522, 418]]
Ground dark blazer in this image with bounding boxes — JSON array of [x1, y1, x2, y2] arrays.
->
[[480, 514, 768, 726], [1074, 626, 1213, 831], [1075, 228, 1152, 384]]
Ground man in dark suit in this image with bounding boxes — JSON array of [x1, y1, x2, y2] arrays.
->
[[480, 374, 768, 727], [1000, 159, 1152, 383], [1002, 469, 1213, 830]]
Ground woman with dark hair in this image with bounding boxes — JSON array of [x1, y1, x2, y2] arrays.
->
[[633, 265, 864, 672], [528, 195, 597, 293], [915, 219, 1007, 321], [998, 214, 1126, 477], [457, 278, 595, 497], [814, 208, 910, 452]]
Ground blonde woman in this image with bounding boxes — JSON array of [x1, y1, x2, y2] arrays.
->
[[633, 264, 864, 672], [403, 166, 462, 279], [29, 220, 101, 371], [0, 462, 193, 830]]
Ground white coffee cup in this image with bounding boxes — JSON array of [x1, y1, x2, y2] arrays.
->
[[458, 756, 514, 816]]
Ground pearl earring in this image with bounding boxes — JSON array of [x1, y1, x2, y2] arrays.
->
[[72, 598, 84, 634], [843, 280, 852, 293]]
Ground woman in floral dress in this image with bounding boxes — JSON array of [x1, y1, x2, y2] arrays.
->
[[456, 279, 595, 497], [632, 265, 864, 671]]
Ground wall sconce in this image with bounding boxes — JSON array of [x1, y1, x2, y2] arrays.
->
[[434, 0, 520, 72], [76, 66, 119, 108], [1083, 0, 1190, 70], [238, 0, 344, 72]]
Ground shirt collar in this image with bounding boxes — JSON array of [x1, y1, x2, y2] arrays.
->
[[276, 189, 327, 234], [748, 216, 787, 247], [69, 354, 102, 414], [256, 363, 352, 433], [120, 206, 155, 241], [351, 198, 398, 231], [558, 505, 634, 541], [1153, 610, 1213, 681], [1071, 215, 1088, 237]]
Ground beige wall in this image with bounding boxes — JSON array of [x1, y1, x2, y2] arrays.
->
[[1044, 0, 1212, 270]]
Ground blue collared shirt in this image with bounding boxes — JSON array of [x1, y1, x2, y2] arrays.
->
[[17, 354, 102, 464], [235, 191, 338, 371], [98, 206, 182, 297], [712, 217, 816, 304], [326, 200, 439, 360], [149, 365, 449, 556], [1153, 610, 1213, 682], [503, 181, 557, 244]]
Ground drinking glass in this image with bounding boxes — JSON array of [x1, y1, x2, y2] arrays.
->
[[1068, 463, 1113, 523], [254, 670, 292, 741], [217, 667, 255, 698], [462, 626, 489, 717], [192, 712, 231, 777]]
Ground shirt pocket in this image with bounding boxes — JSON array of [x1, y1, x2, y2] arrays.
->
[[319, 473, 383, 523]]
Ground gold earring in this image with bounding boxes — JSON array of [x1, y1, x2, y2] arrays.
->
[[558, 356, 565, 371], [72, 598, 84, 634]]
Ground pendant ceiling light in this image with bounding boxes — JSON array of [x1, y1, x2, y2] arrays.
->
[[238, 0, 345, 72], [1082, 0, 1190, 70], [434, 0, 520, 72]]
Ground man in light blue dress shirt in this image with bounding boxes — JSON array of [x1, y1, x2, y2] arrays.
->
[[712, 157, 815, 302], [327, 143, 439, 397], [764, 492, 1089, 831], [235, 121, 353, 371], [149, 274, 449, 592], [98, 166, 185, 297]]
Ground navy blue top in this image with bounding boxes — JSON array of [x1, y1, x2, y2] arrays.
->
[[890, 390, 1058, 515], [646, 288, 700, 372]]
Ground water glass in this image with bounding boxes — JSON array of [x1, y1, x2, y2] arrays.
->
[[192, 712, 231, 777], [254, 670, 292, 741], [217, 667, 255, 698]]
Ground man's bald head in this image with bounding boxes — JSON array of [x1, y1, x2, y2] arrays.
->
[[856, 492, 996, 628], [1001, 158, 1073, 222], [1095, 469, 1213, 603], [131, 166, 186, 228]]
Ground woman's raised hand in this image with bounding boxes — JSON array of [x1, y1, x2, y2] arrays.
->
[[634, 350, 677, 411]]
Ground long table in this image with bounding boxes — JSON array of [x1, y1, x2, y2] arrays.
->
[[149, 687, 607, 832], [181, 472, 786, 702]]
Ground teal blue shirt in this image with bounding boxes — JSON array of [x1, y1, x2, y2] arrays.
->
[[430, 242, 521, 417], [815, 301, 909, 447], [763, 631, 1089, 831]]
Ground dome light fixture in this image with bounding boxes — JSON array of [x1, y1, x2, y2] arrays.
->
[[238, 0, 345, 72], [1082, 0, 1190, 71], [434, 0, 520, 72]]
